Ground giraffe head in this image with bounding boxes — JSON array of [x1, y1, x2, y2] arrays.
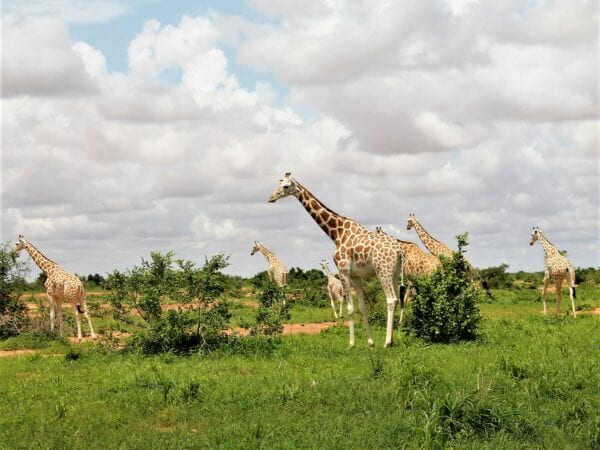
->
[[406, 213, 417, 231], [530, 227, 542, 246], [319, 259, 329, 271], [11, 235, 27, 258], [250, 241, 261, 255], [268, 172, 299, 203], [375, 226, 384, 234]]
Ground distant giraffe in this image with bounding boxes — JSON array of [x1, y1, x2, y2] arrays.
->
[[269, 172, 405, 348], [530, 227, 577, 317], [11, 235, 95, 339], [320, 259, 344, 320], [405, 214, 493, 298], [250, 241, 288, 287], [406, 214, 453, 257]]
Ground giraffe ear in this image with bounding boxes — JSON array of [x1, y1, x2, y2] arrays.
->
[[284, 172, 291, 177]]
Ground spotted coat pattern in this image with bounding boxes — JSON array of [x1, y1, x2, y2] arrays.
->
[[251, 241, 288, 287], [530, 227, 577, 316], [320, 259, 345, 320], [269, 173, 404, 348], [12, 236, 95, 339]]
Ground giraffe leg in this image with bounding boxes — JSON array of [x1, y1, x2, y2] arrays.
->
[[339, 272, 355, 348], [398, 281, 412, 326], [79, 301, 96, 338], [541, 277, 550, 314], [569, 272, 577, 318], [74, 305, 83, 340], [352, 277, 375, 349], [328, 290, 338, 320], [48, 294, 56, 333], [555, 278, 563, 316], [56, 299, 63, 335]]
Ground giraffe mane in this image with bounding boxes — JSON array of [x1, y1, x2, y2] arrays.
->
[[294, 180, 351, 221]]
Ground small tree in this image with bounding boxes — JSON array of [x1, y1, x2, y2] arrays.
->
[[106, 252, 180, 323], [405, 233, 482, 343], [0, 242, 29, 338], [248, 277, 290, 336]]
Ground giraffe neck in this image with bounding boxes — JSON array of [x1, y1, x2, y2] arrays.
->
[[322, 265, 335, 279], [413, 221, 446, 254], [258, 245, 276, 263], [294, 181, 360, 242], [538, 233, 559, 258], [22, 241, 59, 276]]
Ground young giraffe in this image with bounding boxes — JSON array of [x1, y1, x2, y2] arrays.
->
[[11, 235, 96, 339], [530, 227, 577, 317], [250, 241, 289, 287], [406, 214, 453, 257], [320, 259, 344, 320], [269, 172, 404, 348]]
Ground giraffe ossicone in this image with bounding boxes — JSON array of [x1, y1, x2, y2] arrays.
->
[[11, 235, 96, 339]]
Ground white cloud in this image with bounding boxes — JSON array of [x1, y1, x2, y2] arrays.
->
[[1, 4, 598, 277], [1, 15, 96, 97]]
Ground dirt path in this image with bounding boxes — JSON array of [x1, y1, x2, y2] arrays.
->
[[0, 321, 348, 358]]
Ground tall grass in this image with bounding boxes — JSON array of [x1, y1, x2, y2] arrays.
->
[[1, 314, 598, 449]]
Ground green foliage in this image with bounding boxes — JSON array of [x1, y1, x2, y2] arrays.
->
[[106, 252, 233, 354], [0, 242, 29, 338], [247, 277, 291, 336], [405, 233, 482, 343], [287, 267, 329, 307], [575, 267, 600, 284], [106, 251, 180, 323], [478, 263, 513, 289]]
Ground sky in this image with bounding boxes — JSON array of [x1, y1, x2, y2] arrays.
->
[[1, 0, 599, 280]]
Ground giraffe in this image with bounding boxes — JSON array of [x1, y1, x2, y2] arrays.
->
[[11, 235, 96, 339], [268, 172, 404, 348], [406, 213, 453, 257], [250, 241, 289, 288], [405, 214, 493, 299], [320, 259, 344, 320], [529, 227, 577, 317]]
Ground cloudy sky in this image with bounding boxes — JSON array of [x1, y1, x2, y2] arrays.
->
[[1, 0, 598, 279]]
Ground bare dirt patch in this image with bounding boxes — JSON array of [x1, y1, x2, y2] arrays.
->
[[0, 322, 348, 357]]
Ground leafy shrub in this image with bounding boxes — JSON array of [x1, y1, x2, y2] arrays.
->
[[478, 264, 512, 290], [111, 252, 234, 354], [0, 242, 29, 338], [247, 278, 290, 336], [404, 234, 482, 343]]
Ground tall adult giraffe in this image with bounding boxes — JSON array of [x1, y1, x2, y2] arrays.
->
[[268, 172, 404, 348], [250, 241, 289, 287], [530, 227, 577, 317], [11, 235, 96, 339]]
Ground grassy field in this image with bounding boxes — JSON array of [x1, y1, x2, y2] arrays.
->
[[1, 285, 599, 449]]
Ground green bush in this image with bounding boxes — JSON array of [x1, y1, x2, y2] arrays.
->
[[405, 234, 482, 343], [246, 278, 291, 336], [0, 242, 29, 338], [478, 264, 512, 290]]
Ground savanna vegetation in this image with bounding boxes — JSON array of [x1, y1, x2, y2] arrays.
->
[[1, 240, 599, 449]]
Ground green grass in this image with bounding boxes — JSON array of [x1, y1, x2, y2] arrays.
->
[[1, 282, 598, 448], [1, 314, 599, 448]]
